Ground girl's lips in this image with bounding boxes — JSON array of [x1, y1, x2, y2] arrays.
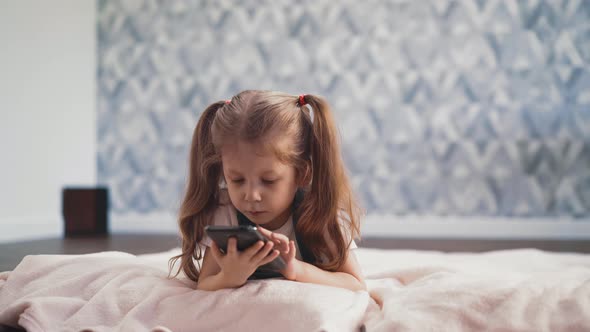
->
[[247, 211, 266, 216]]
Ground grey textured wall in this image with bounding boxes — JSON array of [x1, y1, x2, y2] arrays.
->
[[98, 0, 590, 218]]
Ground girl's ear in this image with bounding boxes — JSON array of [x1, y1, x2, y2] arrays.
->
[[297, 161, 312, 187]]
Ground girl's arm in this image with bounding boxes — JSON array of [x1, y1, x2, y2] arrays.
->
[[258, 228, 366, 291], [291, 248, 366, 291]]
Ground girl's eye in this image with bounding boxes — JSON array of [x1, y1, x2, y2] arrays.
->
[[262, 179, 277, 185], [231, 179, 244, 184]]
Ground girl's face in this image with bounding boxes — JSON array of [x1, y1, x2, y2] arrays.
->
[[221, 140, 299, 231]]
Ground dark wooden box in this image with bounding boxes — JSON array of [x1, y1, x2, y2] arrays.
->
[[62, 187, 109, 237]]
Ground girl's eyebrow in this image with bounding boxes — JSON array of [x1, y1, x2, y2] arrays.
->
[[225, 169, 242, 176]]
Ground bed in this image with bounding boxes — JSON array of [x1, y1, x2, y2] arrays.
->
[[1, 246, 589, 331]]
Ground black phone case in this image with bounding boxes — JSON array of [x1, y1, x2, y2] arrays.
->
[[205, 225, 286, 271]]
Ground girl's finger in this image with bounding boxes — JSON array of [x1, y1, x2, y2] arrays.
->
[[243, 240, 266, 258], [210, 242, 223, 261], [226, 237, 238, 255], [257, 227, 273, 239], [259, 227, 290, 253], [272, 233, 290, 253], [270, 231, 289, 243], [288, 240, 297, 259], [259, 250, 280, 266], [251, 241, 274, 262]]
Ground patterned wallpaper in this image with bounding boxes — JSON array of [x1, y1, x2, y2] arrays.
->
[[97, 0, 590, 218]]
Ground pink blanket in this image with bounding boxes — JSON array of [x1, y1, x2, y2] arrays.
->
[[1, 248, 589, 331]]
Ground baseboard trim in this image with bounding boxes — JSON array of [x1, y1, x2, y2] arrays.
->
[[0, 216, 62, 243], [362, 215, 590, 239]]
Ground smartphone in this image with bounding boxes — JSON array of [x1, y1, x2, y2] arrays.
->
[[204, 225, 286, 272]]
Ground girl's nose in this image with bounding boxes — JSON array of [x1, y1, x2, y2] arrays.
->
[[244, 184, 262, 202]]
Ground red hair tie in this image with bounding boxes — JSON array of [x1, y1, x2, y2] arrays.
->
[[225, 100, 231, 104], [299, 94, 306, 106]]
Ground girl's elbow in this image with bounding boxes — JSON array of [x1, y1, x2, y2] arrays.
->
[[350, 276, 366, 291], [357, 279, 367, 291]]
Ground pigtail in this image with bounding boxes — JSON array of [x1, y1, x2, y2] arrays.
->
[[169, 101, 225, 282], [297, 94, 362, 271]]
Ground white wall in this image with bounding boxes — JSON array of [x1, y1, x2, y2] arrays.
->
[[0, 0, 96, 242]]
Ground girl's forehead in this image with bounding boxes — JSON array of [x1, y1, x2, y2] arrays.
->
[[220, 134, 290, 157], [222, 139, 272, 156], [220, 140, 286, 167]]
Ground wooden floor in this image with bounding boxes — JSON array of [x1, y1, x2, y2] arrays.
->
[[1, 233, 589, 272], [0, 234, 181, 272]]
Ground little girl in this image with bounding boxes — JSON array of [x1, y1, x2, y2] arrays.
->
[[170, 90, 365, 291]]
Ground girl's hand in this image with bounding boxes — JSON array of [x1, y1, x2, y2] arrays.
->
[[258, 227, 300, 280], [210, 237, 280, 287]]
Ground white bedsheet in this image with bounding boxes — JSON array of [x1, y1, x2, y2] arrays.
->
[[1, 247, 589, 331]]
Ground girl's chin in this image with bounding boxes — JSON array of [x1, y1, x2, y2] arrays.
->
[[242, 210, 289, 230], [245, 211, 268, 220], [258, 218, 291, 231]]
